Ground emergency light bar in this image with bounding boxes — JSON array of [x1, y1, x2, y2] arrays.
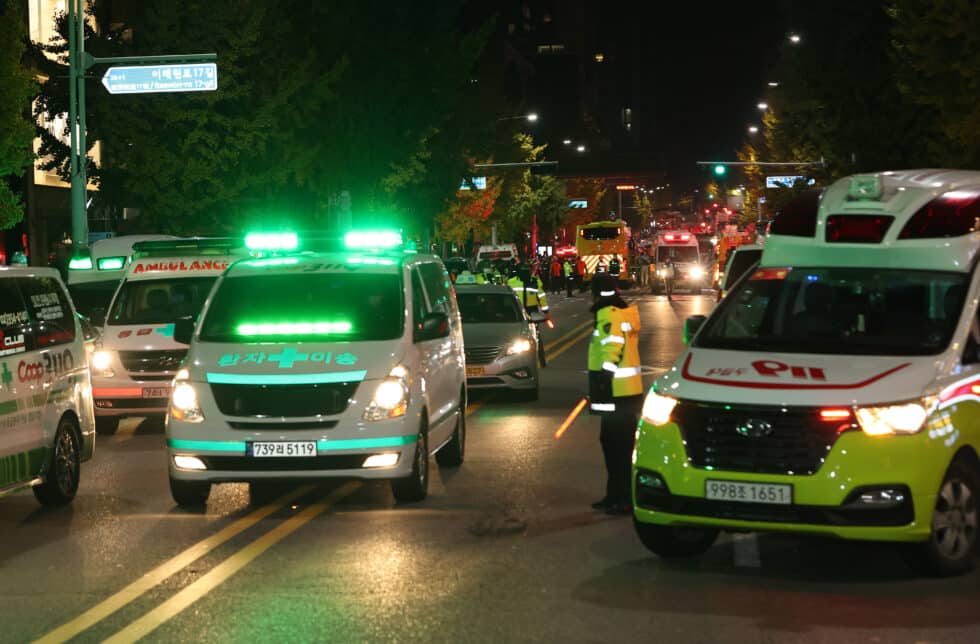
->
[[97, 256, 126, 270], [663, 233, 691, 242], [243, 233, 298, 252], [68, 256, 93, 270], [344, 230, 403, 250], [236, 321, 353, 336], [133, 238, 242, 256]]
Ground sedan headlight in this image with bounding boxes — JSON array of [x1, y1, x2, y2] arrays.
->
[[505, 338, 532, 355], [641, 391, 677, 426], [170, 381, 204, 423], [92, 350, 113, 372], [364, 365, 410, 421], [855, 399, 933, 436]]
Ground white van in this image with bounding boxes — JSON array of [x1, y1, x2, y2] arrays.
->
[[67, 234, 178, 320], [475, 243, 519, 264], [165, 232, 466, 507], [634, 170, 980, 575], [91, 238, 246, 435], [0, 267, 95, 505]]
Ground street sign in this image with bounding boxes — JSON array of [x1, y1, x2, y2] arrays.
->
[[568, 200, 588, 208], [459, 176, 487, 191], [101, 63, 218, 95], [766, 175, 816, 189]]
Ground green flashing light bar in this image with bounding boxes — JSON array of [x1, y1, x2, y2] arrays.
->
[[245, 232, 299, 252], [246, 257, 300, 268], [97, 256, 126, 271], [236, 321, 353, 336], [344, 230, 403, 250], [68, 256, 93, 270]]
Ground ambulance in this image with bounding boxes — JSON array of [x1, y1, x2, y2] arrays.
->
[[165, 231, 466, 507], [634, 170, 980, 576], [91, 238, 246, 435], [650, 230, 705, 293], [0, 266, 95, 506]]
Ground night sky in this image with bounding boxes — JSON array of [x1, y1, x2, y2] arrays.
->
[[625, 2, 789, 188]]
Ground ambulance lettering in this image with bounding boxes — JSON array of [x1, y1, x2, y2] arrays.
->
[[681, 353, 910, 390], [752, 360, 826, 380], [133, 260, 229, 274], [18, 360, 44, 382]]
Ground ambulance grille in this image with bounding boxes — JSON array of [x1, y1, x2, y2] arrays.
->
[[465, 346, 501, 365], [118, 349, 187, 374], [210, 382, 358, 417], [673, 400, 841, 475]]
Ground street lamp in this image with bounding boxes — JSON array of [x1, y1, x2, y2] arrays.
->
[[748, 125, 759, 134], [788, 33, 801, 44], [497, 112, 539, 123], [757, 102, 769, 111], [576, 144, 586, 153], [767, 81, 780, 87], [562, 139, 572, 145]]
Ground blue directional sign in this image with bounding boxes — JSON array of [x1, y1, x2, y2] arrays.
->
[[766, 175, 816, 189], [459, 176, 487, 191], [101, 63, 218, 95], [569, 199, 588, 208]]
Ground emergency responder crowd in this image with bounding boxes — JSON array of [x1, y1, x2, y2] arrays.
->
[[449, 254, 641, 517]]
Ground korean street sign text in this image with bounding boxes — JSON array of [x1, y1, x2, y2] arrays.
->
[[101, 63, 218, 95], [766, 175, 816, 189]]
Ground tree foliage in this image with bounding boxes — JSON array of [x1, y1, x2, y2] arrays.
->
[[0, 0, 36, 229]]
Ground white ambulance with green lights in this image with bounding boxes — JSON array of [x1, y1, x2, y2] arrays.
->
[[67, 234, 178, 320], [91, 238, 246, 435], [0, 266, 95, 506], [165, 231, 466, 507], [634, 169, 980, 576]]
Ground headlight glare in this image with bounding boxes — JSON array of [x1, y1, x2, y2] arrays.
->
[[364, 370, 410, 421], [690, 266, 705, 279], [506, 338, 532, 355], [92, 350, 112, 371], [855, 402, 929, 436], [170, 382, 204, 423], [642, 392, 677, 426]]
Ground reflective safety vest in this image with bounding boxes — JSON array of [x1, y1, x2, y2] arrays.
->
[[563, 261, 573, 277], [609, 259, 621, 278], [456, 270, 478, 284], [506, 275, 549, 312], [588, 303, 642, 412]]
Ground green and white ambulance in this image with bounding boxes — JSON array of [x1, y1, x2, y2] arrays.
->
[[91, 239, 246, 435], [166, 231, 466, 507], [634, 169, 980, 575], [0, 266, 95, 506]]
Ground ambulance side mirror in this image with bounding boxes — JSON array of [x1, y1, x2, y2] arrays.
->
[[415, 312, 449, 342], [173, 316, 196, 345], [683, 315, 707, 345]]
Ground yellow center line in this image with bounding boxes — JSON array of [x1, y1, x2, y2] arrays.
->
[[33, 485, 315, 644], [545, 326, 594, 362], [543, 318, 593, 351], [103, 481, 360, 644]]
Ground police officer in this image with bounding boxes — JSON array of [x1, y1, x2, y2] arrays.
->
[[609, 255, 621, 280], [587, 272, 642, 515], [507, 264, 549, 315]]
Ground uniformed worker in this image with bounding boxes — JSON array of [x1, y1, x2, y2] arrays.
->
[[587, 272, 642, 515], [609, 255, 622, 279], [563, 259, 575, 297], [506, 264, 549, 315]]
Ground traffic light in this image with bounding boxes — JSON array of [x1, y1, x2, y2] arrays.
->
[[714, 165, 726, 176]]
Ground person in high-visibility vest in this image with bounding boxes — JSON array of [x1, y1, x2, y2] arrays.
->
[[506, 265, 549, 314], [587, 272, 642, 515], [563, 259, 574, 297]]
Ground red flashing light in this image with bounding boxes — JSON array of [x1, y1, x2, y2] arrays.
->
[[898, 190, 980, 239], [750, 267, 791, 281], [663, 233, 692, 243], [825, 215, 893, 243], [819, 408, 851, 421]]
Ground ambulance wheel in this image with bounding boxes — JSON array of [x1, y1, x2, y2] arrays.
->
[[633, 517, 718, 558], [436, 404, 465, 468], [34, 416, 81, 507], [391, 420, 429, 502], [95, 417, 119, 436], [170, 476, 211, 508], [909, 459, 978, 576]]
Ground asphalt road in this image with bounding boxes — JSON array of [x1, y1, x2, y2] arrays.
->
[[2, 289, 979, 643]]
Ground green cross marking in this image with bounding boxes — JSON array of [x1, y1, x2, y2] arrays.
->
[[155, 324, 175, 337], [1, 363, 11, 387], [269, 346, 309, 369]]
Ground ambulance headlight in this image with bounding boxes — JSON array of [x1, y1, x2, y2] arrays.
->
[[855, 398, 934, 436], [364, 366, 410, 421], [170, 382, 204, 423], [641, 392, 677, 426], [92, 350, 113, 372], [657, 269, 667, 277], [689, 266, 705, 280]]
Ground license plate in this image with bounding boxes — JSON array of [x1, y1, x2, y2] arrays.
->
[[705, 479, 792, 505], [143, 386, 170, 399], [249, 441, 317, 458], [466, 366, 485, 377]]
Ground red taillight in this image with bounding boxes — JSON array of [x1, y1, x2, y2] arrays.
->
[[825, 215, 893, 243], [898, 190, 980, 239], [819, 408, 851, 421], [769, 189, 822, 237]]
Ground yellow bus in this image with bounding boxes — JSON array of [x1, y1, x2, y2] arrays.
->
[[575, 220, 630, 280]]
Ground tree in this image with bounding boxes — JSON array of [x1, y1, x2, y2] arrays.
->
[[0, 0, 36, 230], [891, 0, 980, 168], [434, 172, 501, 249], [493, 133, 566, 248]]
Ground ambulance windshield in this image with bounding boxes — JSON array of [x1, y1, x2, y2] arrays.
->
[[108, 277, 217, 326], [657, 246, 699, 263], [695, 267, 968, 356], [199, 273, 403, 342]]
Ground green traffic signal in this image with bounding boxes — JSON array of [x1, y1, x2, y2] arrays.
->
[[714, 165, 726, 176]]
